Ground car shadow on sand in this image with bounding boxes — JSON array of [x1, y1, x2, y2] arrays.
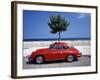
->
[[26, 59, 78, 65]]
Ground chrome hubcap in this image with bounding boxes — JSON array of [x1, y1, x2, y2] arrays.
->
[[67, 55, 74, 62], [36, 56, 43, 63]]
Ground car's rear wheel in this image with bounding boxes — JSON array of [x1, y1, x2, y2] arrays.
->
[[35, 55, 44, 64], [66, 55, 75, 62]]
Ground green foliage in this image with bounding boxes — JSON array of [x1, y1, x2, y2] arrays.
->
[[48, 15, 70, 42], [48, 15, 70, 34]]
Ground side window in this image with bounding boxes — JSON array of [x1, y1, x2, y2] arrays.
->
[[53, 45, 65, 49], [49, 45, 57, 49], [49, 44, 67, 49], [57, 46, 64, 49], [52, 45, 58, 49], [58, 45, 67, 49]]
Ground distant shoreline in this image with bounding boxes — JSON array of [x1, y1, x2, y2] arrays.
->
[[23, 38, 90, 41]]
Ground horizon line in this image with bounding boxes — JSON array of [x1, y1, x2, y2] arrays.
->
[[23, 37, 90, 41]]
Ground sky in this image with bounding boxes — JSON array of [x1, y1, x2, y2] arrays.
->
[[23, 10, 91, 40]]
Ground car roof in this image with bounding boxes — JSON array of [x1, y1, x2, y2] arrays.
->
[[52, 42, 68, 46]]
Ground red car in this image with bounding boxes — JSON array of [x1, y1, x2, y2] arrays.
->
[[28, 42, 82, 64]]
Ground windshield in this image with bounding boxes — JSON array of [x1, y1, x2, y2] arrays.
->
[[49, 44, 53, 49]]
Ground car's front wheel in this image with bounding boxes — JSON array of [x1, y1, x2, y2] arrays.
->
[[66, 55, 75, 62], [35, 55, 44, 64]]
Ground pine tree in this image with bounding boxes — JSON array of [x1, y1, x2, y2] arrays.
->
[[48, 15, 70, 42]]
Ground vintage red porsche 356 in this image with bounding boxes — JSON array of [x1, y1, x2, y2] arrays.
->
[[28, 42, 82, 64]]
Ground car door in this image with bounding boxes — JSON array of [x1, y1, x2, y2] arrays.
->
[[49, 45, 65, 60], [58, 45, 70, 59], [56, 45, 66, 59], [47, 45, 60, 60]]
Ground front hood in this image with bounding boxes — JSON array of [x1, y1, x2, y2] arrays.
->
[[35, 48, 49, 52]]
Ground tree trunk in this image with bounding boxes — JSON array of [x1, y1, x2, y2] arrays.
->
[[58, 31, 61, 42]]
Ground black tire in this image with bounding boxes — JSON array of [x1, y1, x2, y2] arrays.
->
[[66, 55, 75, 62], [34, 55, 44, 64]]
